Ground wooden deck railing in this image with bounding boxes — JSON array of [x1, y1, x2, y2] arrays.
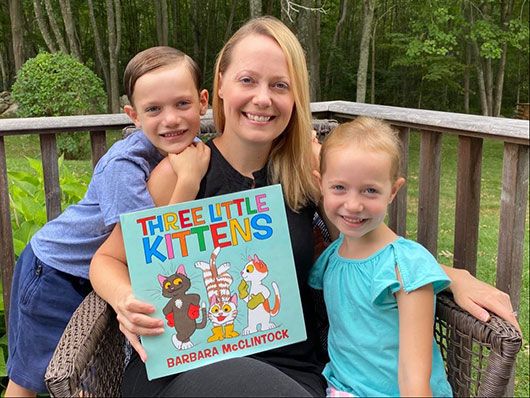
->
[[1, 101, 528, 328]]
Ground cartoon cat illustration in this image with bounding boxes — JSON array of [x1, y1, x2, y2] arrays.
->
[[158, 265, 207, 350], [195, 247, 239, 342], [239, 254, 280, 335]]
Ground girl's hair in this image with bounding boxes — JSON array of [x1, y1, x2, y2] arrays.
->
[[212, 16, 319, 211], [124, 46, 201, 106], [320, 117, 403, 182]]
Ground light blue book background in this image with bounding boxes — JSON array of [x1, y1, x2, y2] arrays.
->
[[120, 185, 307, 380]]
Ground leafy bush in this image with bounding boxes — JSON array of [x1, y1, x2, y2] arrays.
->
[[11, 52, 106, 159]]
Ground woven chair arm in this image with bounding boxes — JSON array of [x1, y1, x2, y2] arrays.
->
[[45, 290, 126, 397], [435, 291, 522, 397]]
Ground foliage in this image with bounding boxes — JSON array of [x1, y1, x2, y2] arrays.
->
[[11, 51, 106, 159], [8, 156, 90, 257]]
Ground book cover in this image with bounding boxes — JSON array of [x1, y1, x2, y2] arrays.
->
[[120, 184, 307, 380]]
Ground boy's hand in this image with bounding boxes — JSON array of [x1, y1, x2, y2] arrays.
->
[[115, 290, 165, 362], [168, 141, 211, 187]]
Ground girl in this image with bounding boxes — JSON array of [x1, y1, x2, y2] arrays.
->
[[309, 117, 453, 397]]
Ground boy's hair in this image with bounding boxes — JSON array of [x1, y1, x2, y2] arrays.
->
[[124, 46, 201, 106], [321, 117, 403, 183], [212, 16, 318, 211]]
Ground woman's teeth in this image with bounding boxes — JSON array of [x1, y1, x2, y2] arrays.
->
[[246, 113, 271, 122]]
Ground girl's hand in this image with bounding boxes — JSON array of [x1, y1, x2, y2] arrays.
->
[[446, 267, 521, 332], [114, 289, 165, 362], [168, 141, 210, 184]]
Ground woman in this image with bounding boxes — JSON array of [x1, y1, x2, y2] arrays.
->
[[90, 16, 519, 397]]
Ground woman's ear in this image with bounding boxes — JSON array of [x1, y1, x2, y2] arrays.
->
[[217, 73, 224, 99], [124, 105, 141, 127], [389, 177, 405, 203]]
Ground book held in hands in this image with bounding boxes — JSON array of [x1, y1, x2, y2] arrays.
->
[[120, 184, 307, 380]]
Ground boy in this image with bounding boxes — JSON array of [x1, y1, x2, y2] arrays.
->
[[6, 46, 209, 396]]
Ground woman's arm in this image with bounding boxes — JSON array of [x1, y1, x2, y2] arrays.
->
[[396, 269, 434, 397], [441, 265, 520, 332]]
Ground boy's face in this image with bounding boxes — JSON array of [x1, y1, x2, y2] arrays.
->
[[318, 144, 403, 241], [124, 63, 208, 156]]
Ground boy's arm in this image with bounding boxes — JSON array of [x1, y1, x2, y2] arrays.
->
[[395, 267, 434, 397], [441, 265, 520, 331]]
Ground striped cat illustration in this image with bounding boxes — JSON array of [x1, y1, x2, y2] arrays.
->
[[238, 254, 280, 335], [195, 247, 239, 342]]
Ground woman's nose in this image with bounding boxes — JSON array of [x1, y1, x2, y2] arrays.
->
[[253, 85, 272, 108]]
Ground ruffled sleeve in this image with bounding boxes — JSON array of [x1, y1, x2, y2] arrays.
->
[[308, 235, 342, 290], [371, 238, 451, 308]]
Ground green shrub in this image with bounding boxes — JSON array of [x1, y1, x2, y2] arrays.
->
[[11, 52, 106, 159]]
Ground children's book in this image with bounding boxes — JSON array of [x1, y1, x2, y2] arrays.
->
[[120, 184, 307, 380]]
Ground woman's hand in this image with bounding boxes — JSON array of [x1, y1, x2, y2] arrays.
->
[[114, 288, 165, 362], [443, 266, 521, 333]]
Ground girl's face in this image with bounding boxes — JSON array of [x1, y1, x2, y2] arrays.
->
[[125, 62, 208, 156], [319, 144, 403, 241], [217, 34, 294, 149]]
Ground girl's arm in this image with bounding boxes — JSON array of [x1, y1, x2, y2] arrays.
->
[[441, 265, 520, 332], [395, 268, 434, 397], [90, 143, 210, 361]]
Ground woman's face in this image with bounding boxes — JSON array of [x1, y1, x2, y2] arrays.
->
[[218, 34, 295, 148]]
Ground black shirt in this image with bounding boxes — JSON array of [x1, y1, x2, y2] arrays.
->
[[198, 139, 325, 376]]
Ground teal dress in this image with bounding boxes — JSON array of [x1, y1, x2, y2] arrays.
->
[[308, 236, 453, 397]]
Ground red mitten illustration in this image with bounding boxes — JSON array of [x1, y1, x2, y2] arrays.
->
[[165, 312, 175, 327]]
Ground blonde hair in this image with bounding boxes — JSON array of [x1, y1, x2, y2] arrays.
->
[[212, 16, 318, 211], [320, 117, 403, 183], [124, 46, 201, 106]]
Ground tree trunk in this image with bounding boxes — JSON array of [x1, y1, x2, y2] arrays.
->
[[249, 0, 262, 18], [106, 0, 121, 113], [224, 0, 238, 42], [88, 0, 111, 110], [58, 0, 82, 60], [464, 38, 471, 113], [493, 0, 514, 116], [0, 51, 7, 90], [356, 0, 376, 103], [43, 0, 68, 54], [154, 0, 169, 46], [297, 0, 320, 101], [9, 0, 25, 72], [190, 0, 201, 62], [33, 0, 57, 53], [325, 0, 348, 96]]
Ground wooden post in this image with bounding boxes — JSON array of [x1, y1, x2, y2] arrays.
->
[[0, 136, 15, 325], [40, 133, 62, 221], [417, 130, 442, 257], [90, 130, 107, 169], [388, 126, 409, 237], [453, 136, 483, 275]]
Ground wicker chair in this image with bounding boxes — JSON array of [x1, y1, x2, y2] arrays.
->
[[44, 120, 521, 397]]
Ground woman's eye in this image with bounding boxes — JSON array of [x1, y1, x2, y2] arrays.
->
[[240, 77, 253, 84], [274, 82, 289, 90]]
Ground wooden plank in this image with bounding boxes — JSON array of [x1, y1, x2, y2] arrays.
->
[[417, 130, 442, 257], [496, 143, 529, 313], [0, 136, 15, 326], [388, 126, 409, 237], [453, 136, 483, 275], [40, 134, 62, 221], [90, 130, 107, 169]]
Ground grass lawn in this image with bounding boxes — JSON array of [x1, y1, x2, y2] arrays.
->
[[2, 131, 529, 396]]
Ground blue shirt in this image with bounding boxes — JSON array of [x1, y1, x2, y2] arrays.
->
[[308, 236, 453, 397], [31, 130, 164, 279]]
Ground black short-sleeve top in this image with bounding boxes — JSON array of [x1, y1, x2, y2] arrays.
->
[[197, 139, 325, 375]]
